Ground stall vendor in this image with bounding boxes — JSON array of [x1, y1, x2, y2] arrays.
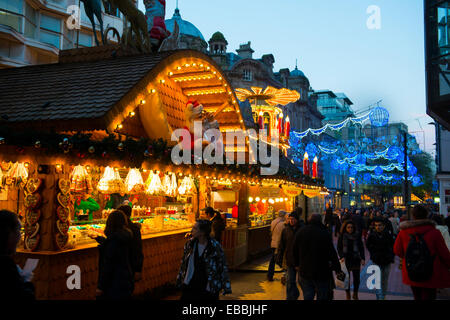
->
[[74, 194, 100, 221], [105, 193, 138, 210]]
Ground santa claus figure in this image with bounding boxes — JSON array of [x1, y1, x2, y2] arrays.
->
[[144, 0, 170, 45], [181, 100, 220, 151]]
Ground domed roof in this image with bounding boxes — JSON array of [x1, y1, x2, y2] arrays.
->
[[165, 8, 205, 41], [210, 31, 227, 44], [291, 66, 305, 78]]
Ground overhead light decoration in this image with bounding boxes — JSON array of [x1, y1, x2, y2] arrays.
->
[[235, 86, 300, 106]]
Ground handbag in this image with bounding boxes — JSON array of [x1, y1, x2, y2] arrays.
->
[[335, 260, 349, 290]]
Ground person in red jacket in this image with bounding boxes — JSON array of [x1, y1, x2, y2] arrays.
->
[[394, 205, 450, 300]]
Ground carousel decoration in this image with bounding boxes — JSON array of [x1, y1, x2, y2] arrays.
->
[[234, 86, 300, 156]]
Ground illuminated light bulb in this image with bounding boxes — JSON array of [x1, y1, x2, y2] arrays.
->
[[284, 198, 288, 201], [192, 63, 196, 66], [224, 84, 228, 87], [207, 66, 211, 70], [160, 79, 165, 84], [117, 124, 123, 130], [262, 199, 267, 203], [219, 77, 222, 80], [151, 89, 156, 93], [200, 64, 204, 67], [129, 111, 135, 117], [168, 72, 173, 76], [185, 64, 190, 67], [255, 197, 260, 202], [248, 197, 253, 202]]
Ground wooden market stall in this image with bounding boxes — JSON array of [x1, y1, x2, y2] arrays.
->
[[0, 46, 251, 299], [0, 45, 326, 299]]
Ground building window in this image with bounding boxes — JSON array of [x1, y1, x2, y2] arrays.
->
[[0, 0, 23, 33], [40, 14, 61, 48], [78, 32, 92, 47], [243, 69, 252, 81], [104, 2, 120, 17], [24, 3, 37, 39]]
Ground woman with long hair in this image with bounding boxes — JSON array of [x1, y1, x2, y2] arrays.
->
[[337, 220, 365, 300], [95, 210, 134, 300], [176, 219, 231, 301]]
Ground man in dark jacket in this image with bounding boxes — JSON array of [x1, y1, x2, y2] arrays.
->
[[118, 205, 144, 282], [277, 209, 304, 300], [204, 207, 226, 244], [351, 210, 364, 235], [366, 217, 395, 300], [293, 214, 343, 300], [324, 204, 334, 235]]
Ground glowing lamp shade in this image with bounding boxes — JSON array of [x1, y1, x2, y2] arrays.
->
[[163, 173, 178, 197], [145, 171, 163, 195], [97, 166, 115, 193], [125, 168, 145, 193], [178, 176, 195, 195]]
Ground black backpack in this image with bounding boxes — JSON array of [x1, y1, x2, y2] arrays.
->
[[405, 231, 434, 282]]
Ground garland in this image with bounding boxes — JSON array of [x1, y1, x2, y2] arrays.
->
[[0, 126, 324, 187]]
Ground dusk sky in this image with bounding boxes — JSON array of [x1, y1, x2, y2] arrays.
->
[[138, 0, 435, 155]]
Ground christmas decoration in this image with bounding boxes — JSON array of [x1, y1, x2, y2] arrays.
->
[[125, 168, 145, 193], [70, 165, 93, 194]]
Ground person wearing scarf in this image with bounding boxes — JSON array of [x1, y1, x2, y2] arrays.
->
[[337, 220, 365, 300]]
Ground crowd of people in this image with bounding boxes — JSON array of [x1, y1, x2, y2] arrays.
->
[[1, 201, 449, 301], [269, 204, 450, 300]]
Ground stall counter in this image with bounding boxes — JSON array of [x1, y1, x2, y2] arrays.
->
[[14, 228, 191, 300]]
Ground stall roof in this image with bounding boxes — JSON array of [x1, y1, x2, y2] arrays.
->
[[0, 48, 170, 125], [0, 46, 245, 135]]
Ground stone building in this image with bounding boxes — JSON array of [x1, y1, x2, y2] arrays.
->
[[165, 7, 207, 53]]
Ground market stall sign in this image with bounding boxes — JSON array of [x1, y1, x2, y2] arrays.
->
[[259, 187, 281, 198], [302, 189, 320, 198], [281, 185, 302, 197]]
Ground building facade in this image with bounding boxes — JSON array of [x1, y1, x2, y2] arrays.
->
[[0, 0, 125, 68]]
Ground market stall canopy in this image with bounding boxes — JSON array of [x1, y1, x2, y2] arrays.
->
[[0, 45, 245, 144]]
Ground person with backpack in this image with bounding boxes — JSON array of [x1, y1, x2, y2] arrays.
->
[[394, 204, 450, 300]]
